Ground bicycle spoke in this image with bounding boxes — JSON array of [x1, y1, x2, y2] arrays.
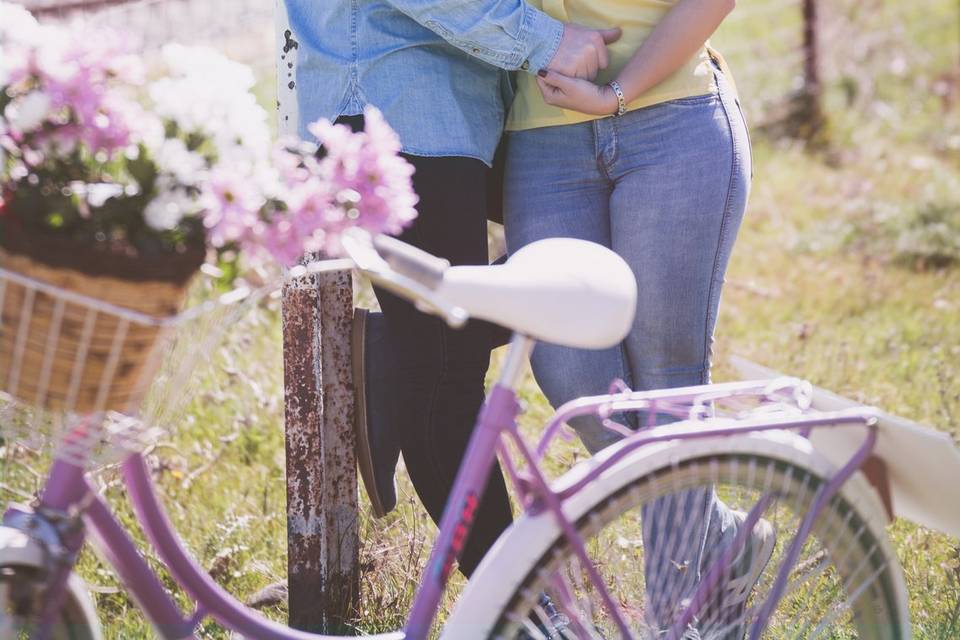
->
[[494, 448, 904, 639], [810, 561, 888, 639], [567, 551, 595, 623], [510, 612, 549, 640], [784, 507, 858, 629], [548, 570, 593, 638]]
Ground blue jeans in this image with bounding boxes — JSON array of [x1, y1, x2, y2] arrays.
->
[[503, 67, 750, 629]]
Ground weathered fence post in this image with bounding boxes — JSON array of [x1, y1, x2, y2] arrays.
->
[[800, 0, 825, 135], [276, 2, 360, 632]]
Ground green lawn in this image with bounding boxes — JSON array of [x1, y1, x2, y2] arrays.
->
[[2, 1, 959, 637]]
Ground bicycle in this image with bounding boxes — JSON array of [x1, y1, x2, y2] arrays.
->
[[0, 228, 920, 638]]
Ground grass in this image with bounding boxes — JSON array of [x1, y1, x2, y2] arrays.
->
[[2, 1, 960, 637]]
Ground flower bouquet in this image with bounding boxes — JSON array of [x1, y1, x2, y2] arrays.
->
[[0, 3, 417, 412]]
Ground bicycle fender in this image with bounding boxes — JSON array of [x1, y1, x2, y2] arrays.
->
[[0, 525, 46, 567], [0, 525, 103, 640]]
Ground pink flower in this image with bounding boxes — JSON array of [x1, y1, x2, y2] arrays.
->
[[2, 17, 418, 273], [256, 217, 315, 267], [244, 109, 417, 266], [202, 168, 266, 248], [4, 24, 147, 156], [80, 94, 145, 154], [298, 105, 418, 256]]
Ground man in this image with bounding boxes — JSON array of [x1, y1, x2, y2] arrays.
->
[[282, 0, 621, 577]]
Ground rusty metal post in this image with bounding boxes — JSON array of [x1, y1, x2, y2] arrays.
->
[[276, 2, 359, 632], [800, 0, 825, 135]]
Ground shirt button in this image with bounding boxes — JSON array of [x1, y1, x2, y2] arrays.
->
[[473, 47, 481, 53], [520, 60, 530, 71]]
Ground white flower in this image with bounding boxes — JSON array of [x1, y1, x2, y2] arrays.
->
[[144, 185, 199, 231], [160, 43, 256, 91], [0, 44, 9, 86], [154, 138, 206, 186], [5, 92, 53, 134], [137, 114, 166, 152], [251, 160, 282, 200], [0, 2, 40, 46], [148, 44, 270, 166], [84, 183, 125, 208]]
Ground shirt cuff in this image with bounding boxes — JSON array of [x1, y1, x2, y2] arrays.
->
[[516, 6, 564, 74]]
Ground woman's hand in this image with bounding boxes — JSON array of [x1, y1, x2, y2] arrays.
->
[[536, 69, 619, 116]]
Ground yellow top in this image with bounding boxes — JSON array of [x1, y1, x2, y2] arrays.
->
[[506, 0, 719, 131]]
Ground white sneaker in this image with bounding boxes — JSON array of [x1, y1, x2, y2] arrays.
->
[[708, 510, 776, 639]]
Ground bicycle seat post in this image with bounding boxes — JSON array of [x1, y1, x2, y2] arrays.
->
[[496, 333, 535, 392]]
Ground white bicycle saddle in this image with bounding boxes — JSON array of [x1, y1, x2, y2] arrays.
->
[[437, 238, 637, 350]]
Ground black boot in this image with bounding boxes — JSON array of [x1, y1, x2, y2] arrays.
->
[[351, 308, 401, 517]]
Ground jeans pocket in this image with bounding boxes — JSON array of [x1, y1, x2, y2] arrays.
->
[[663, 92, 719, 107]]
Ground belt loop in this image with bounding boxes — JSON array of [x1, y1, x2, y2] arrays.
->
[[707, 46, 740, 100]]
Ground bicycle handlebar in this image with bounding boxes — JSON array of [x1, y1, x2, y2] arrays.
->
[[298, 229, 470, 329], [373, 234, 450, 290]]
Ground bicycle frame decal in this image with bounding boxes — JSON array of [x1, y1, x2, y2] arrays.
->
[[435, 491, 480, 583], [406, 383, 522, 638]]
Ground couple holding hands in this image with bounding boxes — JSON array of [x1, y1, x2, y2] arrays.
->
[[285, 0, 756, 633]]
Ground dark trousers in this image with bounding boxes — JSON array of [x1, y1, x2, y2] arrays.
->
[[336, 115, 513, 576]]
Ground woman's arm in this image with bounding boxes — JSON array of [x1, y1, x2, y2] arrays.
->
[[537, 0, 735, 115]]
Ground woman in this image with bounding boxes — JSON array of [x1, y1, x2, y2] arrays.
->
[[502, 0, 767, 635], [284, 0, 623, 582]]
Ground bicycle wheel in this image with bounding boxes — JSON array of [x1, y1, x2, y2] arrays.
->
[[445, 431, 909, 639], [0, 565, 98, 640]]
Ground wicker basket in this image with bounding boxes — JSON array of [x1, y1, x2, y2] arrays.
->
[[0, 249, 192, 414]]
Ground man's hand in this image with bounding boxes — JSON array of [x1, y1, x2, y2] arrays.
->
[[536, 69, 619, 115], [546, 24, 622, 80]]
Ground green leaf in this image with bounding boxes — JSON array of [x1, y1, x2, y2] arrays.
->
[[127, 144, 158, 194]]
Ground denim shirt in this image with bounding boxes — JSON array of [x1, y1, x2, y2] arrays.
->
[[283, 0, 564, 166]]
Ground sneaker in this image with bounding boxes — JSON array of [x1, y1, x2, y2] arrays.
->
[[708, 510, 776, 639], [351, 308, 400, 517]]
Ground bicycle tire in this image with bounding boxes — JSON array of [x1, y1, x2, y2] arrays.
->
[[443, 430, 909, 639]]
